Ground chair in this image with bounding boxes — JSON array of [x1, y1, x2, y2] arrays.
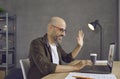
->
[[19, 58, 30, 79]]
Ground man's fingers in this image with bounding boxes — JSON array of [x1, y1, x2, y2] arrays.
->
[[78, 30, 84, 37]]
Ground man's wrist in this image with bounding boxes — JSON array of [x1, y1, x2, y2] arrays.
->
[[72, 65, 79, 71], [77, 44, 82, 48]]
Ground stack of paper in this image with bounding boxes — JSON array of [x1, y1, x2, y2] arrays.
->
[[95, 60, 108, 65], [65, 72, 116, 79]]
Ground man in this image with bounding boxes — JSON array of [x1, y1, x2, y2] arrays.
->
[[28, 17, 90, 79]]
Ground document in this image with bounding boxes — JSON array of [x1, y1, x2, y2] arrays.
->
[[95, 60, 108, 65], [65, 72, 116, 79]]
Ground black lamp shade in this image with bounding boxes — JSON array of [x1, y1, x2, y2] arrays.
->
[[88, 23, 95, 31], [88, 20, 99, 31]]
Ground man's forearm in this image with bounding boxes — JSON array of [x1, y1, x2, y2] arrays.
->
[[71, 44, 82, 58], [71, 30, 84, 58], [55, 65, 78, 72], [55, 60, 91, 73]]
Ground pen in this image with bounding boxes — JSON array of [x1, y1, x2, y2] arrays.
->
[[72, 76, 94, 79]]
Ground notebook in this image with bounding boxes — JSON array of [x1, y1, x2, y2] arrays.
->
[[80, 43, 115, 74]]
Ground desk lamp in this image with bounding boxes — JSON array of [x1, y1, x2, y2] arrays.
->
[[88, 20, 103, 59]]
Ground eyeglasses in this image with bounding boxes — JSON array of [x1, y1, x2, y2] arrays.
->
[[52, 25, 67, 33]]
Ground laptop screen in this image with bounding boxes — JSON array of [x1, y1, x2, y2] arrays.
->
[[107, 43, 115, 68]]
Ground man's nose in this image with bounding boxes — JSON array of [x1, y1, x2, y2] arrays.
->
[[62, 31, 66, 36]]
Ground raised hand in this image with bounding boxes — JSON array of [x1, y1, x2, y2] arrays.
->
[[76, 30, 84, 47]]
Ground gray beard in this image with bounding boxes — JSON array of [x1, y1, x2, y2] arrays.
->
[[54, 36, 61, 44]]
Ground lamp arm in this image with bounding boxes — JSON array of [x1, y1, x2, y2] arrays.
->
[[98, 23, 102, 59]]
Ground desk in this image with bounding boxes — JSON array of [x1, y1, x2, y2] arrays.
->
[[42, 60, 120, 79]]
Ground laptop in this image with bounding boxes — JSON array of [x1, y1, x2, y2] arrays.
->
[[80, 43, 115, 74]]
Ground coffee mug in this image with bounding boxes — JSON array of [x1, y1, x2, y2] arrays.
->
[[90, 53, 97, 65]]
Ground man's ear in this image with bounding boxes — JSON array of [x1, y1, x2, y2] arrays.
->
[[48, 25, 53, 30]]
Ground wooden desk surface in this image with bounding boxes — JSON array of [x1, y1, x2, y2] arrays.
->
[[42, 61, 120, 79], [112, 61, 120, 79]]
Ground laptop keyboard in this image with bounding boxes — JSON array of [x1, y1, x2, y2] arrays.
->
[[92, 65, 110, 71], [80, 65, 111, 74]]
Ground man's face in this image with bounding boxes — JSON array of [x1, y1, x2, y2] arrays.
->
[[52, 25, 66, 43]]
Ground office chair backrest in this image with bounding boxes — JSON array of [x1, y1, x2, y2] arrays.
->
[[19, 58, 30, 79]]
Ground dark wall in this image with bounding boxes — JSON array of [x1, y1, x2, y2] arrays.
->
[[0, 0, 119, 67]]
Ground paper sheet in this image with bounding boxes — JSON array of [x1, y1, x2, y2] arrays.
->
[[95, 60, 108, 65], [65, 72, 116, 79]]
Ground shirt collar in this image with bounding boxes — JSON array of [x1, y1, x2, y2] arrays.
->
[[43, 33, 59, 47]]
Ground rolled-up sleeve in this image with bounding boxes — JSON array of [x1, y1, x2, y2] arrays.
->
[[58, 45, 75, 63]]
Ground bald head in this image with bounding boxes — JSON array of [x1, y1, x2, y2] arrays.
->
[[48, 17, 66, 28], [47, 17, 66, 43]]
